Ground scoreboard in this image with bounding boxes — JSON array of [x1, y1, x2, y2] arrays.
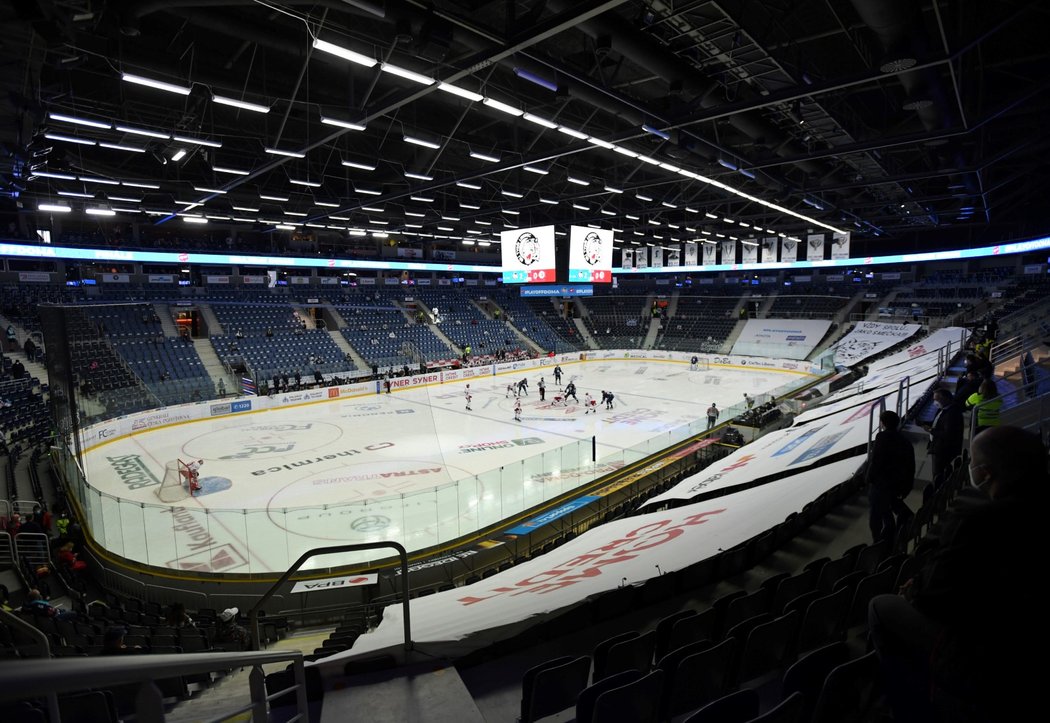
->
[[567, 226, 614, 283], [500, 225, 556, 283]]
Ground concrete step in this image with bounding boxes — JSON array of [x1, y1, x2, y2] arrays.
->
[[153, 303, 181, 338], [573, 317, 599, 350], [320, 659, 484, 723], [327, 330, 369, 371]]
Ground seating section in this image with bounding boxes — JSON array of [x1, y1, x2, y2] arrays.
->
[[413, 289, 519, 358], [657, 295, 738, 352], [0, 377, 49, 447], [485, 288, 581, 353], [767, 295, 851, 319], [333, 288, 455, 367], [521, 297, 586, 350], [583, 295, 649, 349]]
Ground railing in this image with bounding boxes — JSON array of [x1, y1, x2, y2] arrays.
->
[[247, 542, 412, 652], [867, 396, 889, 456], [968, 376, 1050, 441], [0, 650, 309, 723]]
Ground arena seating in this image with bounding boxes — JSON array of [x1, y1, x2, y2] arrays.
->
[[767, 294, 851, 319], [582, 294, 650, 349], [484, 288, 581, 353], [656, 295, 738, 352]]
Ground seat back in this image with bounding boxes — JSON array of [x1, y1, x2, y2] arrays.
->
[[739, 610, 800, 683], [683, 688, 760, 723], [591, 669, 664, 723], [660, 637, 737, 719], [521, 655, 591, 723], [797, 587, 851, 654], [811, 651, 880, 723]]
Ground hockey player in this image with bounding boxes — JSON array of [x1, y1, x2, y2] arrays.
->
[[550, 394, 565, 407], [506, 382, 516, 398], [465, 384, 473, 411], [538, 378, 546, 401], [517, 378, 529, 396], [565, 381, 578, 402], [553, 365, 563, 385], [744, 393, 754, 410], [186, 459, 204, 494], [603, 391, 615, 409], [514, 398, 522, 421], [584, 392, 597, 414]]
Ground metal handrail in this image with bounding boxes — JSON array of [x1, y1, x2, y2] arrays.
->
[[246, 542, 412, 653], [896, 376, 911, 418], [867, 396, 889, 455], [0, 650, 307, 723], [0, 609, 57, 721], [967, 375, 1050, 440]]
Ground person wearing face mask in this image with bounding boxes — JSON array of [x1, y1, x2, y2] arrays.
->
[[868, 426, 1048, 723], [926, 388, 963, 489]]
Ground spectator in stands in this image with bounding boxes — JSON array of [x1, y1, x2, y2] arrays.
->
[[870, 426, 1047, 723], [23, 337, 36, 361], [22, 589, 77, 621], [17, 512, 43, 536], [265, 327, 274, 338], [235, 329, 244, 339], [5, 324, 16, 351], [216, 608, 251, 650], [272, 373, 281, 393], [4, 513, 20, 536], [925, 388, 963, 489], [965, 379, 1002, 435], [55, 510, 70, 539], [217, 379, 226, 397], [165, 602, 195, 630], [56, 540, 87, 573], [11, 359, 24, 379], [866, 411, 915, 544], [953, 369, 981, 403], [294, 370, 302, 388], [102, 626, 142, 655]]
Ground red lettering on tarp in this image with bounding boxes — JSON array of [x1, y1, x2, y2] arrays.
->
[[456, 509, 726, 605]]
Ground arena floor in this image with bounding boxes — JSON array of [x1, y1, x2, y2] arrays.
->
[[81, 360, 812, 574]]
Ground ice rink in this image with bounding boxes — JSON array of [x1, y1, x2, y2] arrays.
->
[[80, 359, 813, 573]]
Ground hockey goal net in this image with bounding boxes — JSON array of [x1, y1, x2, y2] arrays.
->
[[155, 459, 196, 502]]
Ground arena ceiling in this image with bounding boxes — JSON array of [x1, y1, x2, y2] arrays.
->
[[1, 0, 1048, 256]]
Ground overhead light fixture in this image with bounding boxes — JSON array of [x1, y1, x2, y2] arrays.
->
[[502, 209, 519, 215], [474, 220, 491, 226], [625, 213, 639, 220], [661, 201, 677, 208], [122, 72, 192, 95], [641, 124, 670, 141], [35, 171, 76, 180], [275, 224, 296, 230], [172, 135, 221, 148], [264, 147, 305, 158], [523, 165, 549, 175], [213, 165, 250, 175], [738, 168, 756, 179], [572, 203, 588, 210], [637, 155, 660, 165], [86, 207, 116, 216], [636, 193, 653, 201], [410, 195, 435, 202], [604, 185, 623, 194], [380, 63, 434, 85], [284, 211, 308, 217], [705, 212, 718, 219], [456, 181, 482, 190], [658, 162, 681, 173], [405, 171, 434, 181], [437, 225, 455, 231], [539, 198, 558, 205], [193, 186, 226, 194], [405, 211, 426, 217], [49, 112, 110, 129], [437, 83, 483, 102], [341, 159, 376, 171], [44, 133, 95, 146], [469, 150, 501, 163], [722, 217, 734, 223], [587, 137, 615, 150], [513, 67, 558, 92], [355, 186, 382, 195], [739, 222, 750, 228], [260, 194, 290, 202], [320, 115, 366, 131], [212, 95, 270, 113], [39, 203, 72, 213], [500, 189, 523, 198], [613, 146, 639, 158], [311, 38, 377, 68], [566, 176, 590, 186], [183, 216, 208, 224], [459, 202, 481, 209], [600, 209, 615, 216], [80, 176, 119, 185], [522, 113, 558, 129], [108, 195, 141, 203], [170, 149, 187, 162], [123, 181, 159, 189], [232, 205, 260, 212], [289, 179, 322, 187], [557, 126, 589, 140], [717, 158, 739, 171], [116, 125, 169, 139], [482, 97, 523, 117], [403, 133, 441, 150], [362, 206, 385, 213], [647, 219, 661, 226]]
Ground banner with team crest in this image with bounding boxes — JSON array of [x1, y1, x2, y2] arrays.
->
[[761, 238, 778, 263], [702, 242, 717, 266], [684, 242, 698, 266], [807, 233, 825, 261], [720, 239, 737, 265], [741, 242, 758, 264], [830, 231, 851, 260], [781, 237, 799, 263]]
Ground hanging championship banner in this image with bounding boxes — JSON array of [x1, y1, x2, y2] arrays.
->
[[666, 246, 681, 267], [702, 242, 717, 266], [636, 246, 649, 269], [684, 242, 698, 266], [650, 246, 664, 268], [807, 233, 825, 261], [720, 239, 737, 265], [781, 237, 799, 263], [741, 241, 758, 264], [622, 248, 634, 269], [760, 238, 777, 263], [831, 231, 851, 260]]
